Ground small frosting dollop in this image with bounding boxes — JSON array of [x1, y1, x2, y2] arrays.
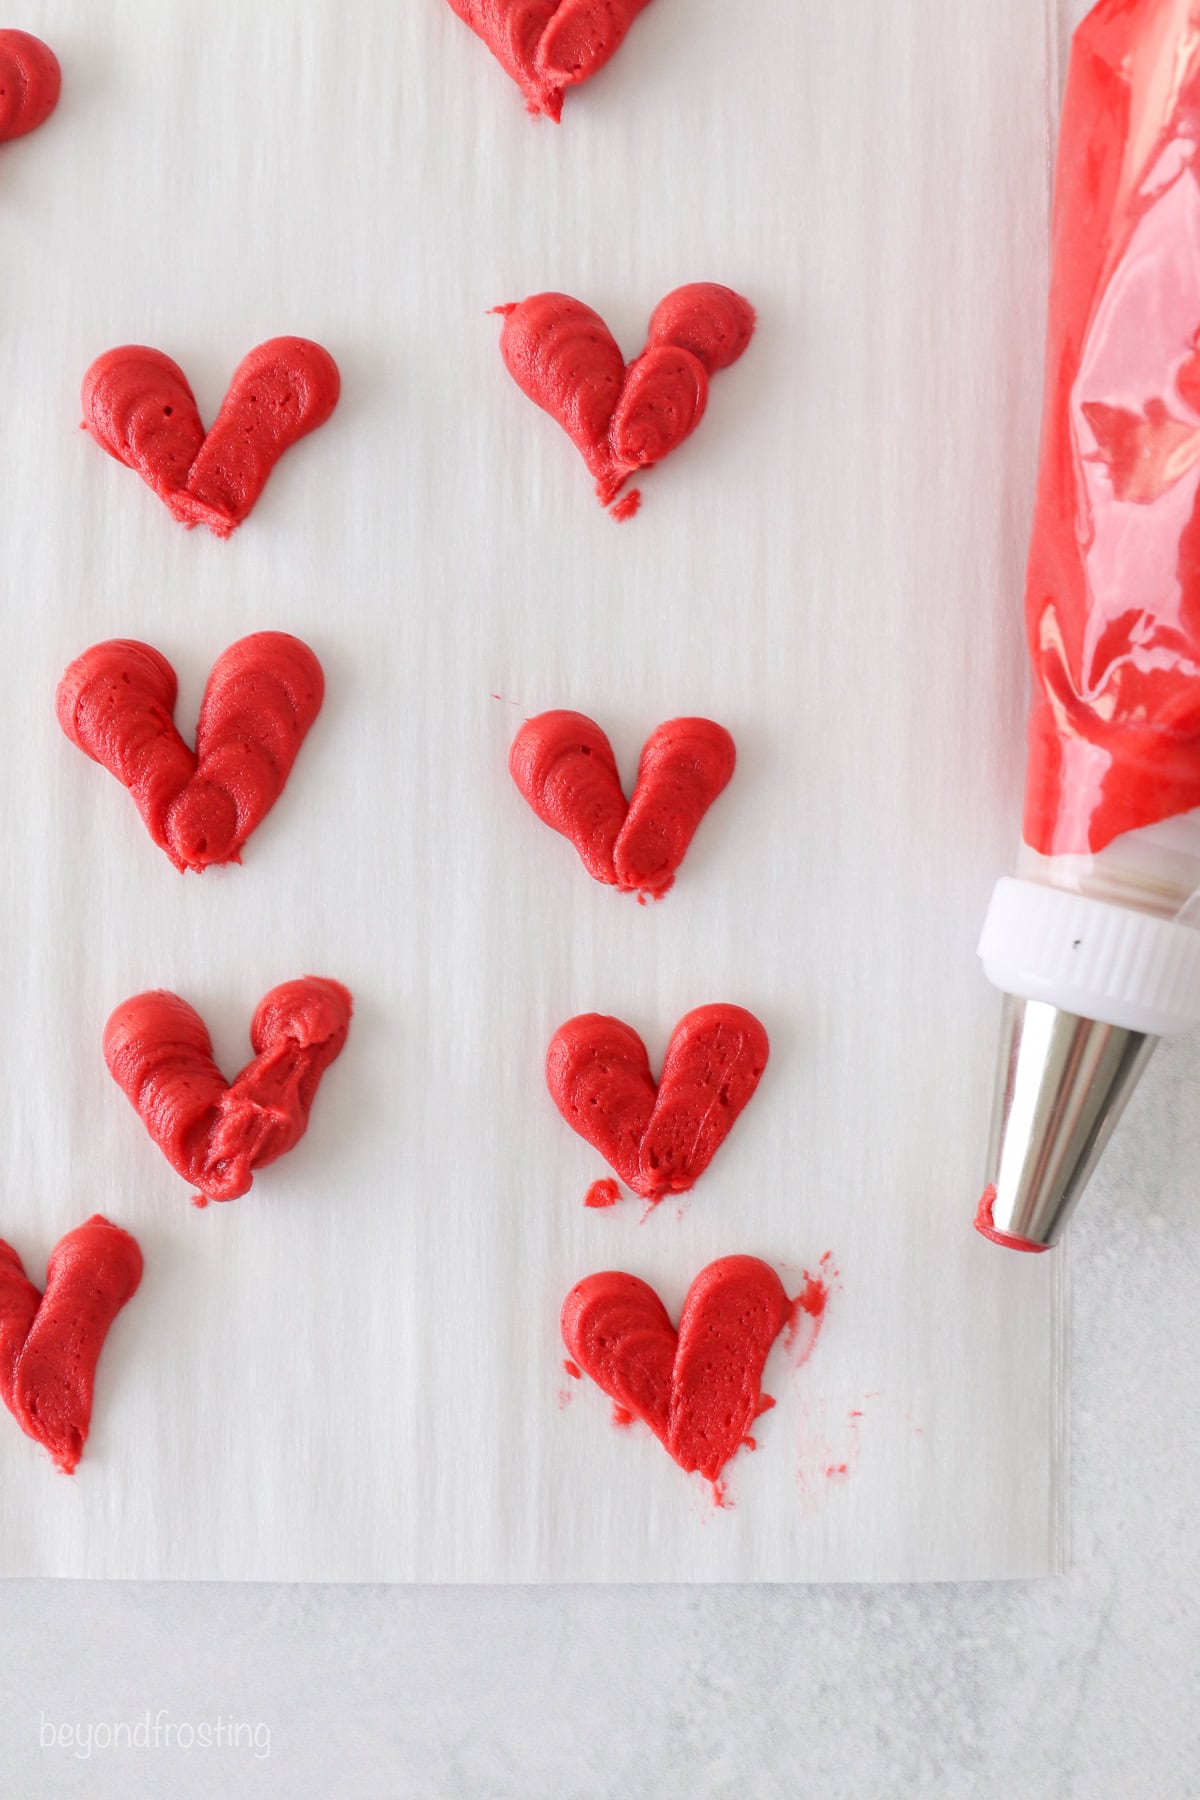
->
[[0, 30, 61, 143]]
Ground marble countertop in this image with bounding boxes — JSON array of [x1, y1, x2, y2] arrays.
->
[[1, 1032, 1197, 1798]]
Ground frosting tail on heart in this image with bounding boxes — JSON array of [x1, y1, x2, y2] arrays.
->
[[612, 718, 736, 895], [546, 1014, 660, 1193], [174, 338, 341, 537], [168, 634, 324, 868], [509, 710, 628, 882], [0, 1218, 143, 1474], [104, 979, 352, 1203], [446, 0, 653, 119], [638, 1005, 769, 1197], [0, 30, 61, 142], [667, 1257, 788, 1480]]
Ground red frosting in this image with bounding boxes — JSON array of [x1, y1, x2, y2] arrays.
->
[[0, 1217, 142, 1474], [104, 979, 352, 1204], [445, 0, 654, 120], [56, 633, 323, 872], [510, 711, 735, 896], [973, 1185, 1048, 1255], [1023, 5, 1200, 852], [547, 1005, 768, 1202], [82, 338, 339, 538], [0, 30, 60, 143], [561, 1256, 789, 1484], [496, 285, 755, 514]]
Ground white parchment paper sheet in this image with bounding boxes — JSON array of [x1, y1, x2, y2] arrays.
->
[[0, 0, 1064, 1580]]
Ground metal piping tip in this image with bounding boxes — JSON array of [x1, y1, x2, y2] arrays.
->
[[976, 994, 1157, 1250]]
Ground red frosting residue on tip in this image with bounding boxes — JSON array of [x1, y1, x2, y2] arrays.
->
[[444, 0, 655, 120], [104, 978, 352, 1204], [0, 1216, 142, 1473], [974, 1186, 1048, 1254], [510, 711, 736, 897], [561, 1256, 789, 1486], [1023, 9, 1200, 852], [496, 285, 755, 514], [81, 338, 339, 537], [56, 634, 323, 872], [0, 30, 60, 143], [546, 1005, 768, 1203]]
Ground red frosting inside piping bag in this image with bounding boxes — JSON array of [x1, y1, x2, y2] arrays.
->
[[104, 979, 352, 1204], [546, 1005, 768, 1202], [1023, 4, 1200, 854], [510, 711, 736, 896], [0, 30, 60, 143], [56, 634, 323, 872], [444, 0, 655, 120], [561, 1256, 789, 1484], [82, 338, 339, 537], [496, 285, 755, 513], [0, 1217, 142, 1474]]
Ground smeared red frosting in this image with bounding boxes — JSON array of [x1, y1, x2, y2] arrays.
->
[[82, 338, 339, 537], [1023, 6, 1200, 852], [562, 1256, 789, 1483], [974, 1185, 1048, 1254], [56, 634, 323, 872], [510, 711, 736, 896], [445, 0, 654, 120], [0, 1216, 142, 1473], [496, 285, 755, 513], [546, 1005, 768, 1202], [104, 979, 352, 1204], [0, 30, 60, 143]]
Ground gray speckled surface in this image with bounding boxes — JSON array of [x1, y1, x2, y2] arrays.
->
[[1, 1034, 1197, 1797]]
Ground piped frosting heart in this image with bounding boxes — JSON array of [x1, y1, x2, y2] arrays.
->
[[0, 1216, 142, 1474], [81, 338, 340, 537], [510, 711, 735, 896], [546, 1005, 768, 1202], [104, 979, 353, 1204], [56, 634, 323, 872], [495, 284, 755, 514], [444, 0, 655, 120], [0, 30, 61, 143], [561, 1256, 789, 1486]]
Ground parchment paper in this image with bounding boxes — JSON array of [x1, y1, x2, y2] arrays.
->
[[0, 0, 1065, 1580]]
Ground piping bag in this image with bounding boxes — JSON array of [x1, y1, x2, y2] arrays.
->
[[977, 0, 1200, 1250]]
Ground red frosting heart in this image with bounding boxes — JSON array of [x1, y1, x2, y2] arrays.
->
[[546, 1005, 769, 1202], [0, 30, 61, 143], [510, 711, 736, 896], [81, 338, 340, 537], [445, 0, 655, 120], [561, 1256, 789, 1484], [496, 284, 756, 513], [56, 634, 324, 873], [0, 1217, 142, 1474], [104, 979, 353, 1204]]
